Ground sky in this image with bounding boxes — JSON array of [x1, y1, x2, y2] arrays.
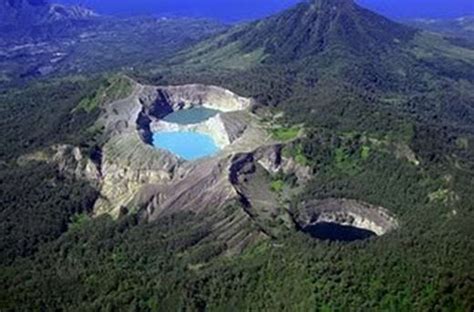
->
[[58, 0, 474, 22]]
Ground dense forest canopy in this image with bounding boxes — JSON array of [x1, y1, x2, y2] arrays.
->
[[1, 0, 473, 310]]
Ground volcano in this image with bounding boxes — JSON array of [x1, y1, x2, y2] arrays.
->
[[173, 0, 474, 132]]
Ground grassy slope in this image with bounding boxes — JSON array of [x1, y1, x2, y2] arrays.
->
[[75, 75, 134, 113]]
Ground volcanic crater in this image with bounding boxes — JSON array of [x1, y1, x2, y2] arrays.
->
[[86, 79, 399, 248]]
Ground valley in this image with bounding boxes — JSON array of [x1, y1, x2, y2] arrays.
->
[[0, 3, 226, 88]]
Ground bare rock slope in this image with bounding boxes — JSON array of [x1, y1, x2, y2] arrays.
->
[[90, 81, 300, 249]]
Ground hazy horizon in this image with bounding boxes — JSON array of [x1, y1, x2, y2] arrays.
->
[[57, 0, 474, 22]]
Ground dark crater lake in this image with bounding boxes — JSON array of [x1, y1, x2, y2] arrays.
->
[[302, 222, 376, 242], [163, 107, 220, 125]]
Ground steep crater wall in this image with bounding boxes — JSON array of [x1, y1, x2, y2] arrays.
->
[[139, 84, 253, 113], [95, 82, 265, 217], [295, 198, 399, 237], [136, 84, 253, 148]]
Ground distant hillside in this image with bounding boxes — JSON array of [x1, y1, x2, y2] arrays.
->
[[0, 0, 226, 87], [407, 16, 474, 41], [168, 0, 474, 134], [0, 0, 96, 27]]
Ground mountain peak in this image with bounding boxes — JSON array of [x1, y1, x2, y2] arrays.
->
[[0, 0, 96, 27], [311, 0, 353, 9], [182, 0, 416, 66]]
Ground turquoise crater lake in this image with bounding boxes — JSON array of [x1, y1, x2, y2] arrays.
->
[[152, 131, 219, 160]]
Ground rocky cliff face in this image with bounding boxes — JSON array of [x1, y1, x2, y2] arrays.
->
[[296, 198, 399, 236], [138, 84, 253, 114], [17, 143, 101, 183], [51, 144, 101, 183]]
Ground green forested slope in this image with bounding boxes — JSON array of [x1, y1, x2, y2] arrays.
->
[[1, 135, 473, 310], [159, 0, 474, 137], [0, 78, 105, 264], [1, 0, 474, 310], [1, 83, 473, 309]]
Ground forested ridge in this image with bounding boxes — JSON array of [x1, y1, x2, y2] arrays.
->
[[0, 78, 104, 264], [1, 0, 474, 310]]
